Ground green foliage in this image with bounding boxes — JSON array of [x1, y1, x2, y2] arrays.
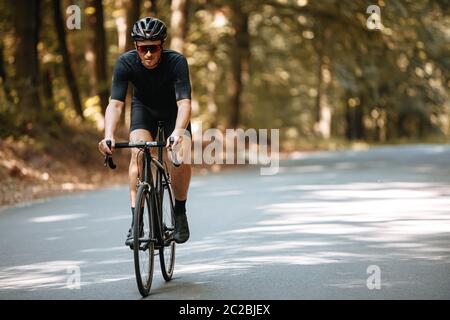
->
[[0, 0, 449, 147]]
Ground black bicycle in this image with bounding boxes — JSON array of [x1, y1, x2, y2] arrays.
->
[[104, 121, 180, 297]]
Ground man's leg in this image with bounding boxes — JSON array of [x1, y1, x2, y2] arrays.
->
[[166, 127, 192, 201], [126, 129, 153, 245], [166, 147, 192, 244], [169, 163, 191, 201]]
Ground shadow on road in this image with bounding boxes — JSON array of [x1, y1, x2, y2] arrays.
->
[[1, 145, 449, 299]]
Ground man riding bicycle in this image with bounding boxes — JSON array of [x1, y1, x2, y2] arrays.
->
[[98, 17, 191, 246]]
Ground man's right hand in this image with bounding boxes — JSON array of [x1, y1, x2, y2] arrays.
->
[[98, 138, 115, 156]]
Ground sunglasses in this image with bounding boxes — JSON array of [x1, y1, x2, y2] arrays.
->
[[136, 44, 162, 54]]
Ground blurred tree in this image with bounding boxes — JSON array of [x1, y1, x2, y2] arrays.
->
[[124, 0, 141, 51], [143, 0, 158, 16], [0, 42, 13, 104], [0, 0, 448, 145], [313, 25, 333, 139], [86, 0, 109, 113], [11, 0, 42, 122], [227, 1, 249, 128], [52, 0, 84, 119], [170, 0, 190, 53], [120, 0, 141, 127], [41, 69, 55, 113]]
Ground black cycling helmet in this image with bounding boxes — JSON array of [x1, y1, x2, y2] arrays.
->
[[131, 17, 167, 42]]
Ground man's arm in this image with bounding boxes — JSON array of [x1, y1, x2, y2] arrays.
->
[[98, 55, 129, 155], [99, 99, 124, 155], [174, 99, 191, 131], [169, 98, 191, 148], [105, 99, 124, 140]]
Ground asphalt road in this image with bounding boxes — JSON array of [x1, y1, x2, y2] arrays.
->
[[1, 144, 449, 299]]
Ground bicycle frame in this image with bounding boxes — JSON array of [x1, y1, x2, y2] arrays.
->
[[105, 121, 175, 247], [104, 121, 177, 296], [139, 123, 173, 247]]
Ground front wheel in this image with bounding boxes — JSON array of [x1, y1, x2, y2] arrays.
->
[[134, 184, 155, 297], [159, 177, 176, 281]]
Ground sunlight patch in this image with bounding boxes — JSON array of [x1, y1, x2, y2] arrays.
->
[[29, 213, 88, 223]]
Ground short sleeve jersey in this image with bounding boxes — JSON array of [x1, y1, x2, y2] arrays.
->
[[111, 49, 191, 120]]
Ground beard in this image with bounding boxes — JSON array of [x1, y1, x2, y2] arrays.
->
[[141, 55, 161, 69]]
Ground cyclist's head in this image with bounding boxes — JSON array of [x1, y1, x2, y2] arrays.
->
[[131, 17, 167, 42], [132, 17, 167, 69]]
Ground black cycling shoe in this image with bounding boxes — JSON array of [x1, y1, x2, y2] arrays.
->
[[125, 227, 133, 247], [173, 213, 190, 244]]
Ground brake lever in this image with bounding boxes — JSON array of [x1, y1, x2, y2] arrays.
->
[[104, 140, 117, 169], [169, 137, 181, 167]]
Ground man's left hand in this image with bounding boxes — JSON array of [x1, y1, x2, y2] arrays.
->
[[167, 134, 183, 150]]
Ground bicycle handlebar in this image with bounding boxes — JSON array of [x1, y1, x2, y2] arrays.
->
[[104, 139, 181, 169]]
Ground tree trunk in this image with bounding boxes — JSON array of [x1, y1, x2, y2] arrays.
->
[[203, 5, 223, 129], [227, 4, 249, 129], [143, 0, 157, 17], [95, 0, 109, 105], [315, 39, 324, 125], [12, 0, 42, 119], [119, 0, 141, 128], [313, 27, 332, 139], [125, 0, 142, 51], [86, 0, 109, 114], [355, 99, 365, 140], [384, 105, 394, 141], [53, 0, 84, 120], [345, 96, 353, 140], [345, 96, 365, 141], [85, 1, 97, 96], [42, 69, 55, 111], [207, 45, 218, 128], [0, 42, 13, 104], [170, 0, 189, 53]]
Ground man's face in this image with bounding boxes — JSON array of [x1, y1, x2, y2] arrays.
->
[[135, 40, 163, 69]]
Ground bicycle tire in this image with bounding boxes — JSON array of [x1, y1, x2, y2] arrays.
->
[[159, 175, 176, 281], [134, 184, 155, 297]]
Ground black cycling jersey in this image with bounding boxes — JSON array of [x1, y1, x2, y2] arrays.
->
[[111, 49, 192, 137]]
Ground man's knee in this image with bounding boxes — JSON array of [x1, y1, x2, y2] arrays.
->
[[129, 149, 143, 174], [130, 149, 141, 163]]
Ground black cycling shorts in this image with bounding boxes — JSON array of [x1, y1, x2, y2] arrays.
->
[[130, 105, 192, 140]]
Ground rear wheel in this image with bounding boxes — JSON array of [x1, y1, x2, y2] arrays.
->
[[133, 184, 155, 297]]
